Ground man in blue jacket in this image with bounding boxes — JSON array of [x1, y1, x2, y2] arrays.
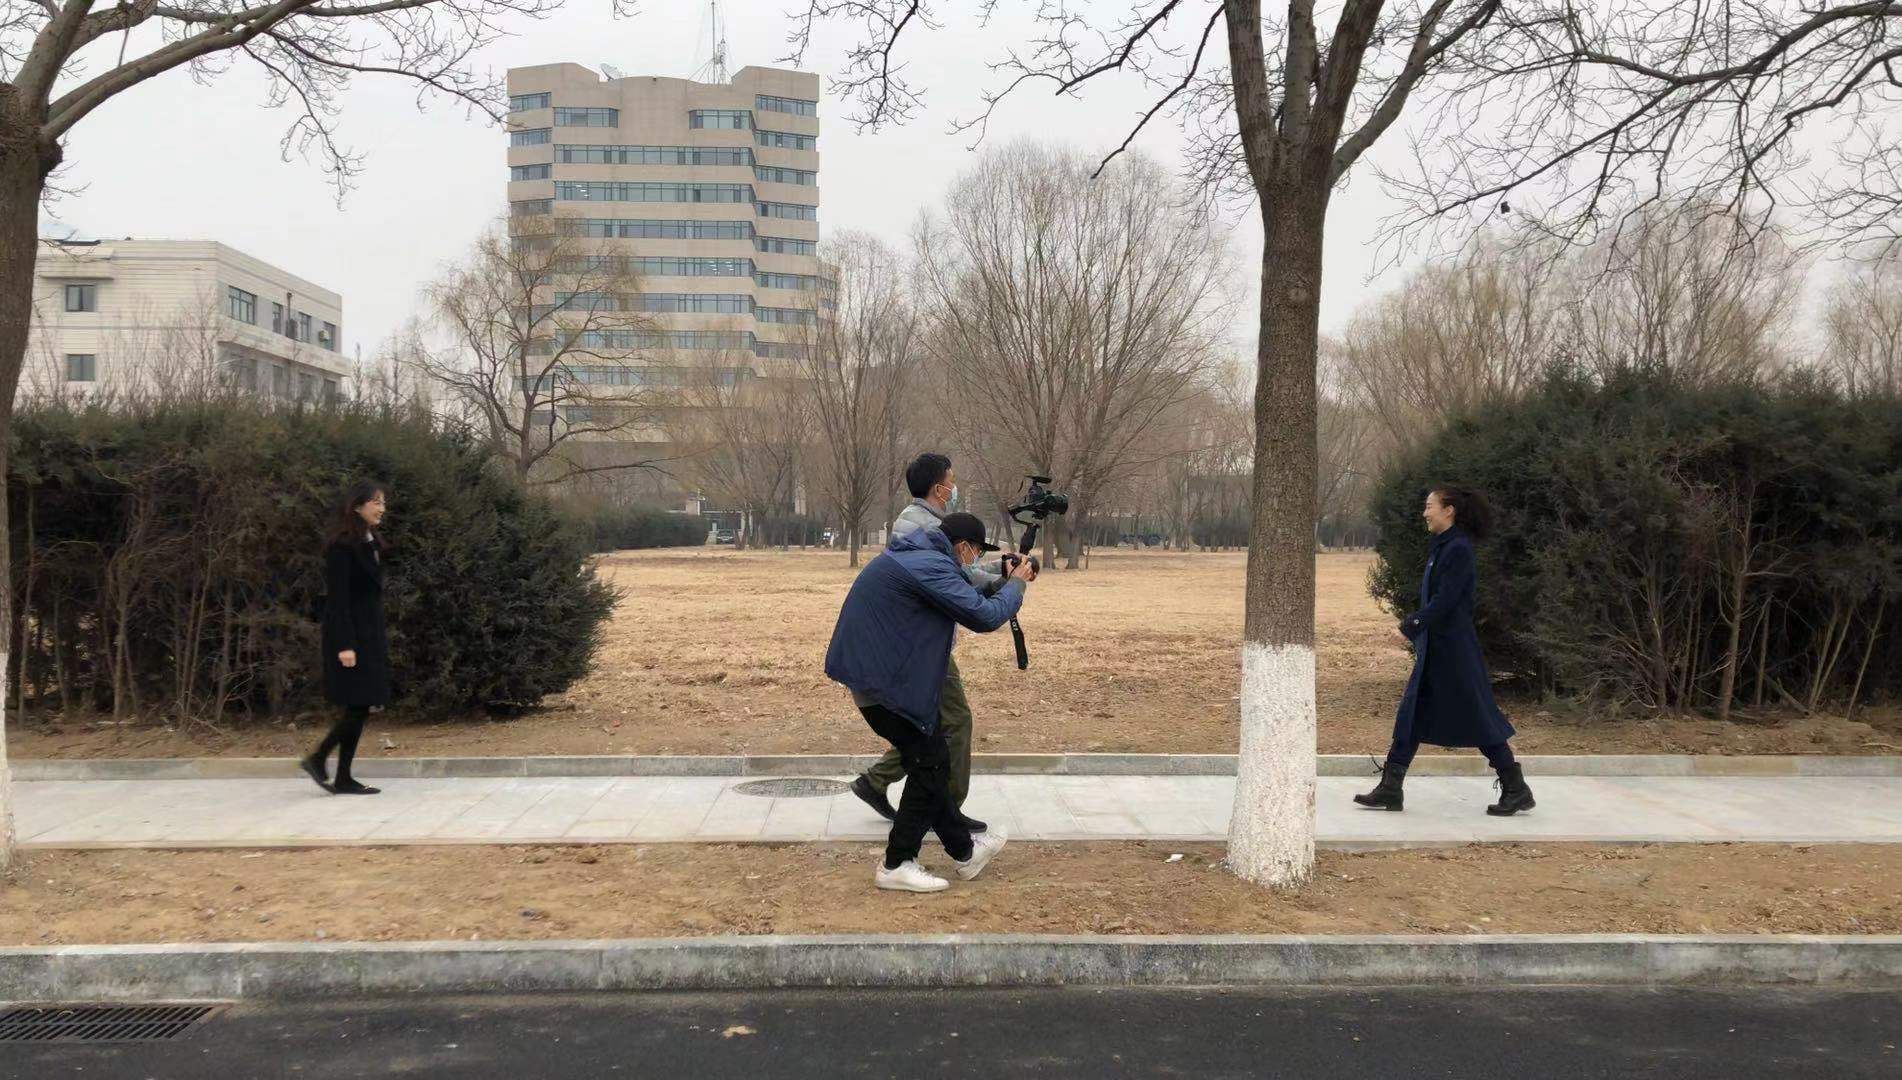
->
[[825, 512, 1034, 892]]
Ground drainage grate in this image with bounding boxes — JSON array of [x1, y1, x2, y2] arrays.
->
[[733, 777, 851, 798], [0, 1004, 220, 1042]]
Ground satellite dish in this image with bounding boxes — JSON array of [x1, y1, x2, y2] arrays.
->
[[601, 64, 624, 80]]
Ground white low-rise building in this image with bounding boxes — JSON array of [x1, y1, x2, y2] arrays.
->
[[27, 238, 347, 402]]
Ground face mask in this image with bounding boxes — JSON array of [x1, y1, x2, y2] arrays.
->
[[944, 484, 960, 510]]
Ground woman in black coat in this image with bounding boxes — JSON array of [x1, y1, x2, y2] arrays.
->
[[300, 481, 392, 796], [1355, 486, 1534, 816]]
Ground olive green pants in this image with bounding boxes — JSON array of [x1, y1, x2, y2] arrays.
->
[[862, 653, 972, 809]]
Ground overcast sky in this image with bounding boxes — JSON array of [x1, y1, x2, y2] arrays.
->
[[46, 2, 1427, 366]]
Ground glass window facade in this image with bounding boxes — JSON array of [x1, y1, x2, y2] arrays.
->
[[756, 272, 820, 290], [756, 236, 818, 255], [554, 107, 619, 127], [689, 109, 751, 130], [557, 145, 753, 166], [755, 129, 817, 150], [511, 199, 555, 216], [757, 201, 817, 221], [755, 95, 818, 117], [510, 163, 552, 181], [754, 165, 817, 186], [757, 306, 816, 325], [561, 256, 755, 278], [555, 181, 754, 203], [575, 219, 753, 239], [637, 293, 753, 314], [510, 127, 552, 146], [509, 92, 551, 112]]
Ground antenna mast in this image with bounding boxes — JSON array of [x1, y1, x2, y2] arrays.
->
[[690, 1, 730, 83]]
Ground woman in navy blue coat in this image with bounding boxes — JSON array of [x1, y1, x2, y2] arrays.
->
[[1355, 486, 1534, 816]]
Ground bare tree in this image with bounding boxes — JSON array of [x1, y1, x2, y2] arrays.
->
[[915, 143, 1229, 569], [672, 347, 810, 548], [1823, 253, 1902, 398], [803, 231, 915, 566], [790, 0, 1902, 887], [0, 0, 573, 866], [424, 215, 677, 486], [1556, 201, 1803, 386]]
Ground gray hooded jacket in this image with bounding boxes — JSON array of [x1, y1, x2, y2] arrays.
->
[[889, 499, 1007, 595]]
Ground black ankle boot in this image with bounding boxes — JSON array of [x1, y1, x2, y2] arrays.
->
[[1353, 763, 1407, 811], [1487, 763, 1535, 816]]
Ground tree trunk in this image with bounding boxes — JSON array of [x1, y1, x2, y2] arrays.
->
[[1716, 506, 1752, 723], [0, 128, 59, 868], [1227, 187, 1326, 889]]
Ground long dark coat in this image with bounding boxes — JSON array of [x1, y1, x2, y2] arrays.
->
[[322, 535, 392, 707], [1391, 526, 1515, 748]]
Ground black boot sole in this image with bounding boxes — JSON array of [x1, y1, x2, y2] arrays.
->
[[1352, 797, 1404, 811], [1486, 800, 1535, 816]]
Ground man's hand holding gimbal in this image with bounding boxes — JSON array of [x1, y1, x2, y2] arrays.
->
[[1008, 556, 1036, 584], [1001, 553, 1039, 582]]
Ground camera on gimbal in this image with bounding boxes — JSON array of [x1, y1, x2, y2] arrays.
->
[[1002, 474, 1068, 670]]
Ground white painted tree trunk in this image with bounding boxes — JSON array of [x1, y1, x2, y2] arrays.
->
[[1226, 642, 1317, 886], [0, 649, 14, 869]]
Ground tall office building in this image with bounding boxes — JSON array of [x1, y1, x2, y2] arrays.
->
[[504, 63, 822, 502]]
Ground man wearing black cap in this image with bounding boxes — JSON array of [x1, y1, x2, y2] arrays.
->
[[825, 511, 1035, 892]]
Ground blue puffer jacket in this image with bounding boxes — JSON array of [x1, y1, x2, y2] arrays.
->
[[824, 527, 1025, 733]]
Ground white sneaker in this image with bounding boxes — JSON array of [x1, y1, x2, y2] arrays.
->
[[875, 860, 950, 893], [954, 829, 1008, 881]]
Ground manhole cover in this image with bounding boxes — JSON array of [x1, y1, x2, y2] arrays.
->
[[0, 1004, 221, 1042], [734, 778, 851, 798]]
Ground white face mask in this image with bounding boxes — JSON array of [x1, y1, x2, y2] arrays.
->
[[944, 484, 959, 510]]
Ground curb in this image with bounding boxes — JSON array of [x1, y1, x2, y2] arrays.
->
[[16, 753, 1902, 782], [3, 935, 1898, 1001]]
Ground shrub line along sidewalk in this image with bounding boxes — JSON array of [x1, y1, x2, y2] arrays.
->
[[3, 935, 1900, 1002], [15, 752, 1902, 781]]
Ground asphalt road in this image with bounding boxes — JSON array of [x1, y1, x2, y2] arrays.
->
[[4, 985, 1898, 1079]]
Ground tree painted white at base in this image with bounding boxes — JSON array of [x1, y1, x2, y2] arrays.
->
[[0, 650, 13, 868], [1226, 641, 1316, 886]]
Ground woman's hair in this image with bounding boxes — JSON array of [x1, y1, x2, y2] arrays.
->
[[326, 481, 390, 550], [1430, 485, 1494, 541]]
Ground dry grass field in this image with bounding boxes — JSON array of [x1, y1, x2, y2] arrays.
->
[[16, 549, 1900, 760]]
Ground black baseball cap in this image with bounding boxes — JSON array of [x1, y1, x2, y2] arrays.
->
[[940, 512, 999, 553]]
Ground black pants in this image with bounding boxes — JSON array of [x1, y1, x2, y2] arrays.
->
[[860, 704, 974, 870], [312, 706, 370, 783], [1386, 738, 1515, 771]]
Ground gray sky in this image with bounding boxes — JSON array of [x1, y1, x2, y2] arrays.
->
[[46, 2, 1416, 366]]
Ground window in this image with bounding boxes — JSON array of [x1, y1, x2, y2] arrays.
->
[[554, 106, 618, 127], [555, 181, 753, 204], [509, 127, 552, 146], [272, 302, 284, 334], [562, 256, 753, 278], [64, 283, 97, 312], [757, 201, 817, 221], [754, 340, 811, 360], [556, 144, 753, 166], [509, 92, 551, 112], [755, 129, 816, 150], [637, 293, 752, 314], [574, 218, 754, 240], [320, 321, 337, 351], [297, 372, 315, 401], [552, 291, 629, 312], [511, 199, 554, 216], [510, 163, 552, 181], [65, 353, 96, 382], [226, 286, 257, 324], [756, 235, 817, 255], [234, 356, 259, 392], [754, 165, 817, 186], [689, 109, 751, 130], [757, 306, 815, 325], [755, 94, 818, 117], [324, 378, 341, 403], [757, 271, 819, 290], [272, 365, 290, 397]]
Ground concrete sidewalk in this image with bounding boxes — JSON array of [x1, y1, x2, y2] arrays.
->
[[14, 773, 1902, 849]]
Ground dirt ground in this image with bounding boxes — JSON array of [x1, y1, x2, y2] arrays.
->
[[14, 550, 1901, 760], [3, 842, 1896, 945]]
